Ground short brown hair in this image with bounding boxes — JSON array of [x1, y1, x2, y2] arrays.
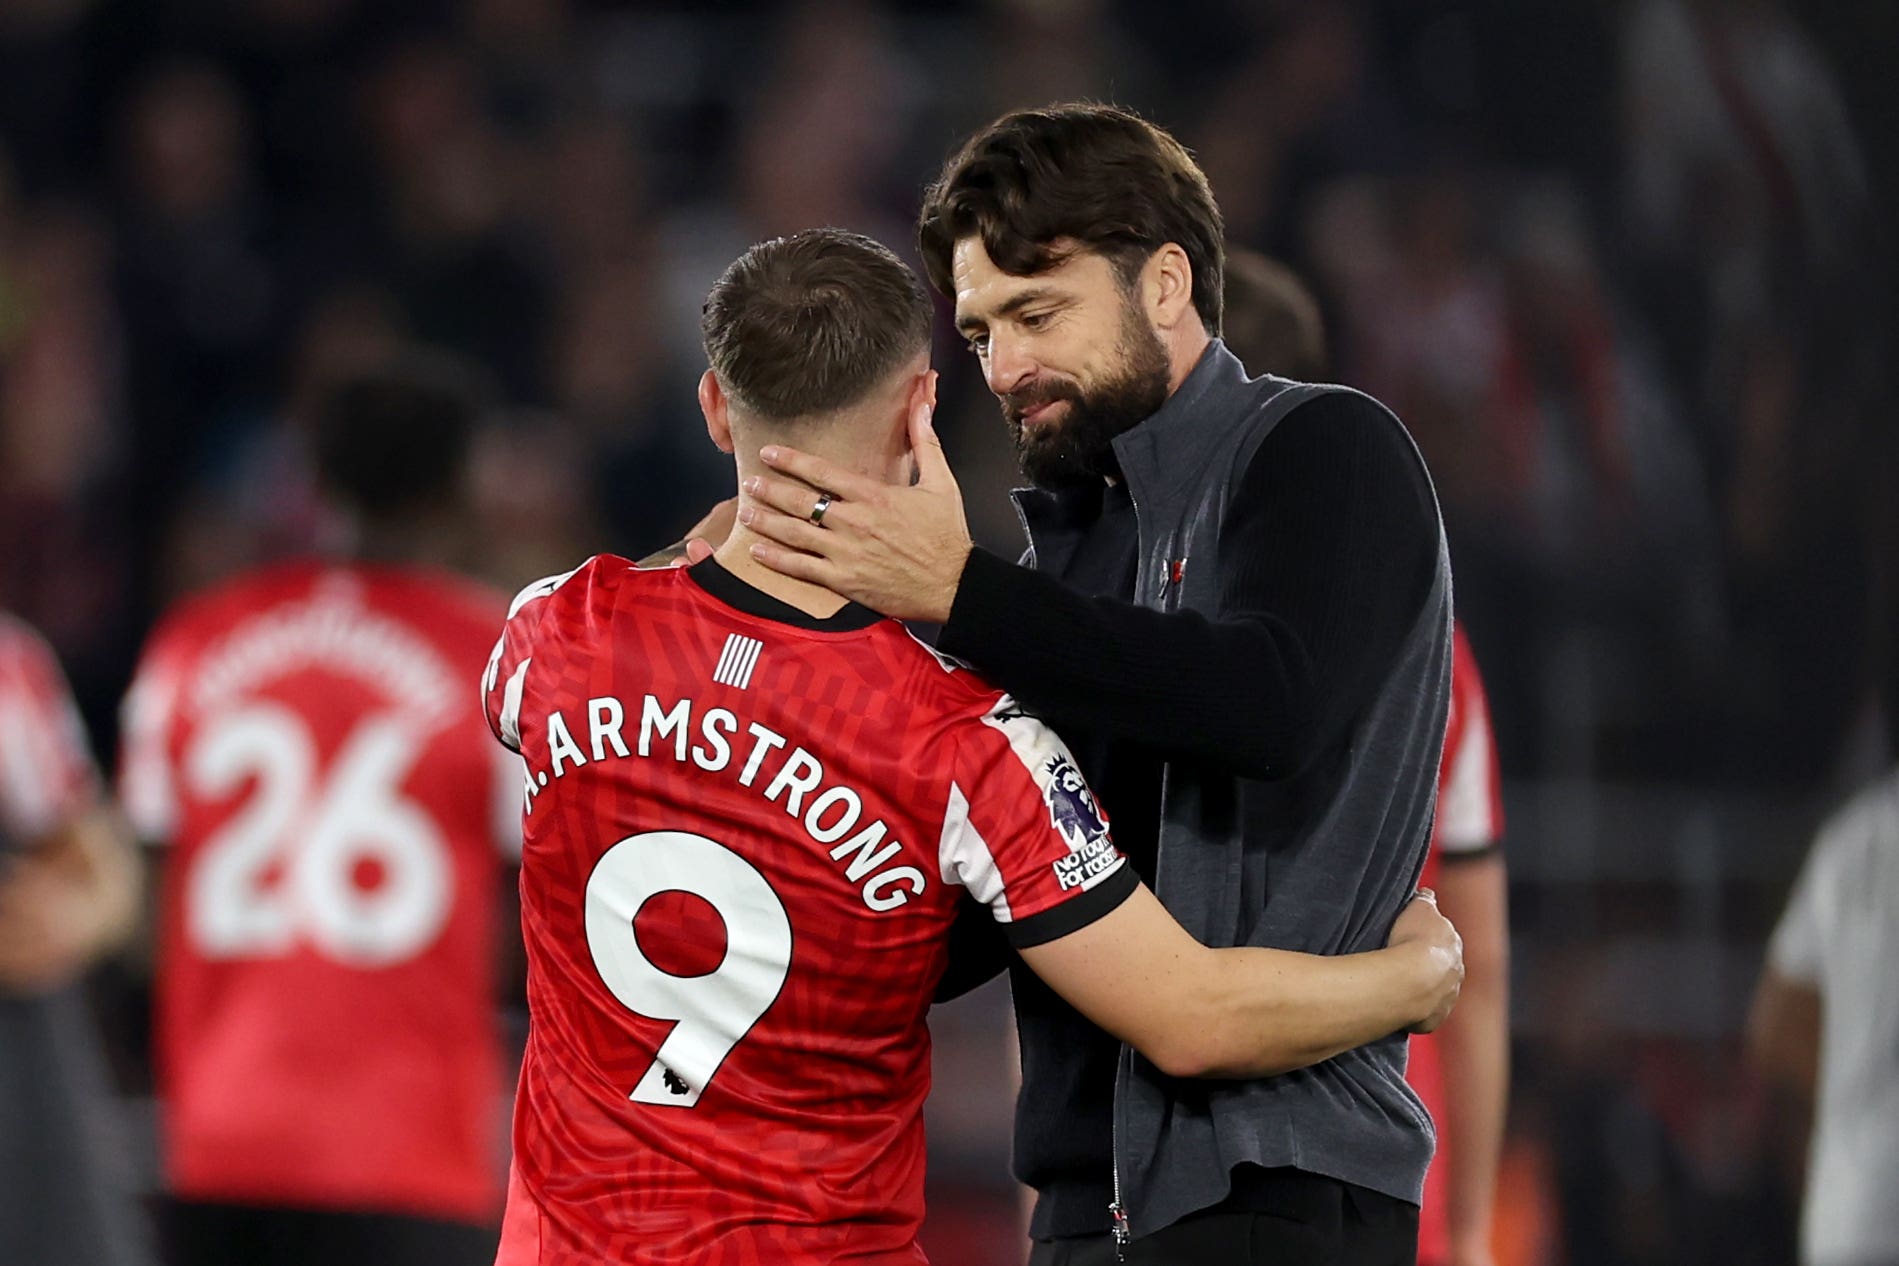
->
[[701, 228, 933, 420], [918, 103, 1225, 334], [1222, 248, 1329, 380]]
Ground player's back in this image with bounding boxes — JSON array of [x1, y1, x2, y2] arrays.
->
[[121, 559, 513, 1223], [486, 556, 1128, 1266]]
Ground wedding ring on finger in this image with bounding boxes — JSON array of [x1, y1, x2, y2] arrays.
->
[[809, 493, 833, 527]]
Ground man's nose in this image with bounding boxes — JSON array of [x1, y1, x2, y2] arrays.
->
[[985, 333, 1036, 397]]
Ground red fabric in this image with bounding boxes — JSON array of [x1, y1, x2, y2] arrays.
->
[[1412, 625, 1505, 1264], [120, 561, 510, 1223], [485, 557, 1126, 1265], [0, 612, 100, 841]]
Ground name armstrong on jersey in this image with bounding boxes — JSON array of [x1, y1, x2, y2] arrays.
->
[[530, 692, 926, 913]]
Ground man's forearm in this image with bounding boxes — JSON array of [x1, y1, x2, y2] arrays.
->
[[940, 548, 1311, 779], [1183, 940, 1447, 1078], [1437, 969, 1509, 1252], [1433, 853, 1510, 1257], [55, 806, 142, 959], [636, 542, 690, 568]]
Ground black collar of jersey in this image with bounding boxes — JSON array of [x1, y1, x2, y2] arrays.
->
[[685, 557, 884, 632]]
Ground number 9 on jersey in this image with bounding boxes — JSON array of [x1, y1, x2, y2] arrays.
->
[[585, 831, 793, 1108]]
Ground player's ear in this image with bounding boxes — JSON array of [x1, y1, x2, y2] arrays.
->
[[699, 370, 735, 454]]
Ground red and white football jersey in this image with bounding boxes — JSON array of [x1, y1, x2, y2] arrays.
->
[[118, 561, 516, 1223], [0, 612, 101, 844], [484, 556, 1134, 1266], [1411, 623, 1505, 1264]]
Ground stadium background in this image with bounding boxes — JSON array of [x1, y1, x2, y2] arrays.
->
[[2, 0, 1894, 1262]]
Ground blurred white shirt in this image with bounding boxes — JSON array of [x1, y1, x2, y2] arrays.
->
[[1768, 769, 1899, 1266]]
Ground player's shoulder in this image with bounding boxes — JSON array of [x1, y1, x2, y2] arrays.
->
[[1238, 374, 1425, 483], [502, 553, 651, 622], [0, 609, 46, 656], [0, 609, 63, 680], [1812, 770, 1899, 872], [877, 625, 1048, 738], [496, 553, 689, 658]]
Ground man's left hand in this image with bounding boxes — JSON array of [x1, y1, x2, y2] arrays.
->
[[742, 388, 973, 623]]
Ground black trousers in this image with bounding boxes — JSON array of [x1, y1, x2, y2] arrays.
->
[[163, 1199, 497, 1266], [1027, 1170, 1418, 1266]]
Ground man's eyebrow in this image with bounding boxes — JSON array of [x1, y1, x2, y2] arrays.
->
[[955, 287, 1066, 334]]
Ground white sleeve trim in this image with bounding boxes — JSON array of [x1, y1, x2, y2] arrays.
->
[[1437, 695, 1500, 852], [507, 563, 586, 619], [938, 779, 1011, 922], [498, 658, 532, 753]]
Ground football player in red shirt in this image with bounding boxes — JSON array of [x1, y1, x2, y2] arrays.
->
[[1409, 627, 1509, 1266], [0, 614, 150, 1266], [485, 228, 1464, 1266], [120, 356, 519, 1266]]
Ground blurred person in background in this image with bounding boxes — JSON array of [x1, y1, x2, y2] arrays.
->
[[118, 355, 520, 1266], [1224, 248, 1513, 1266], [743, 104, 1452, 1266], [0, 612, 149, 1266], [1746, 731, 1899, 1266]]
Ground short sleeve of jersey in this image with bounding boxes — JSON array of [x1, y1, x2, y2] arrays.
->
[[1768, 810, 1846, 986], [119, 626, 189, 843], [1435, 627, 1505, 857], [0, 617, 102, 843], [937, 694, 1137, 949], [482, 564, 585, 755]]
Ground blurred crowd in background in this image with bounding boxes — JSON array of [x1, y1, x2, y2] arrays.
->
[[0, 1, 1893, 1263]]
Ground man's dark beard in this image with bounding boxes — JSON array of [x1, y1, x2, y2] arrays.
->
[[1004, 304, 1170, 490]]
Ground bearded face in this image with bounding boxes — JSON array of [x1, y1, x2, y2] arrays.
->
[[999, 289, 1171, 490], [951, 238, 1182, 492]]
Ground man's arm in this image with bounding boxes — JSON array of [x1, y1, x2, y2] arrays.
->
[[1019, 883, 1463, 1079], [1745, 967, 1821, 1101], [0, 619, 145, 994], [744, 393, 1438, 779], [0, 806, 143, 994], [635, 498, 736, 569], [1748, 819, 1829, 1102], [1431, 852, 1511, 1265], [938, 689, 1459, 1072]]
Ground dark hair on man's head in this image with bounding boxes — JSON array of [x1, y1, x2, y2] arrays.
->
[[312, 350, 487, 519], [702, 228, 933, 420], [918, 103, 1225, 334], [1222, 248, 1329, 380]]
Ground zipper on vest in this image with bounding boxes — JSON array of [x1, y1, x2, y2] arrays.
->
[[1109, 1046, 1130, 1259]]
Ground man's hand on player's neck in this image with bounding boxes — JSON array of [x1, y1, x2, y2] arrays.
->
[[741, 389, 973, 624], [714, 486, 854, 619]]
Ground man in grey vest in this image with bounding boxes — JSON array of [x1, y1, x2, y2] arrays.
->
[[738, 103, 1452, 1266]]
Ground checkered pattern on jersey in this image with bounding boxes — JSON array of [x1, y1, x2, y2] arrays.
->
[[488, 558, 1121, 1266]]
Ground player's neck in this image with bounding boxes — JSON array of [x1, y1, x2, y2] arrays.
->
[[712, 529, 852, 620]]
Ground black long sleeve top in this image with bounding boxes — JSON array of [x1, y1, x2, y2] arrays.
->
[[932, 388, 1440, 1233]]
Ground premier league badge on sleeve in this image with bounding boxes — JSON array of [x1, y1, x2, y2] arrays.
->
[[1043, 756, 1120, 891]]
